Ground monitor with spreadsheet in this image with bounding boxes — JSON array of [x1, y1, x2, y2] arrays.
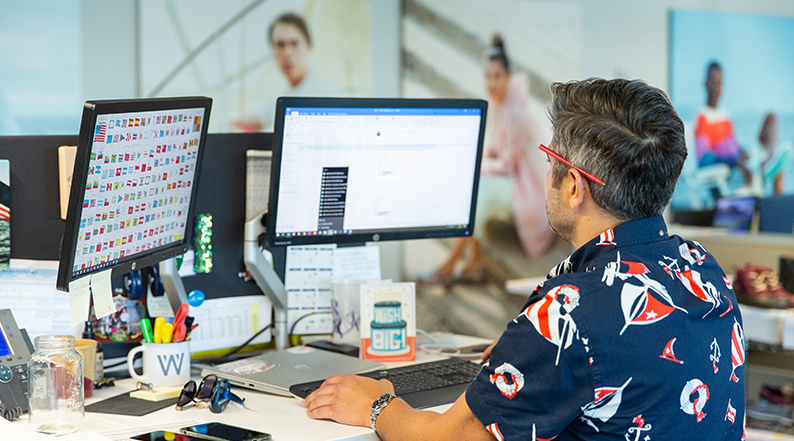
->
[[265, 97, 487, 247], [56, 97, 212, 292]]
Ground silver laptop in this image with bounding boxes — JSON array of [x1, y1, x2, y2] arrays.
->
[[201, 347, 384, 397]]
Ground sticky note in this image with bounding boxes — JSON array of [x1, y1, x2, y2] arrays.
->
[[130, 386, 182, 401], [69, 277, 92, 327], [91, 269, 116, 319]]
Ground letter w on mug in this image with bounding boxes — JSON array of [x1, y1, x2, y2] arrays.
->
[[128, 341, 191, 387]]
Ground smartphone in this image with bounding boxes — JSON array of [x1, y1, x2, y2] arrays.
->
[[180, 423, 271, 441], [130, 430, 203, 441]]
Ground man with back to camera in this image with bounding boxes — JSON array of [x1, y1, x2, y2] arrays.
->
[[301, 78, 746, 440]]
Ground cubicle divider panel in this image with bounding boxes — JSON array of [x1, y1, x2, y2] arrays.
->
[[0, 135, 77, 261], [0, 133, 272, 300], [182, 132, 272, 299]]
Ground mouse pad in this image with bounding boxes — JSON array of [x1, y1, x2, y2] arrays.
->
[[85, 392, 178, 416]]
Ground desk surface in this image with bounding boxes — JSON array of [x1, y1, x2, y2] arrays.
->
[[11, 336, 490, 441]]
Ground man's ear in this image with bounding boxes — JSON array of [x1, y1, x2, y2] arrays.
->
[[566, 168, 590, 210]]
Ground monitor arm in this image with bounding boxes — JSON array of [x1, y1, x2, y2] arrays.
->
[[244, 212, 289, 350], [158, 257, 189, 315]]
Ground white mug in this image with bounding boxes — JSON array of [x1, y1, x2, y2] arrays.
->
[[127, 341, 191, 387]]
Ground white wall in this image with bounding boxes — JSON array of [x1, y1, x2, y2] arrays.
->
[[81, 0, 138, 100]]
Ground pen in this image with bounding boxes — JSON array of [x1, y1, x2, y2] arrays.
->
[[153, 317, 165, 343], [184, 316, 195, 340], [140, 318, 154, 343]]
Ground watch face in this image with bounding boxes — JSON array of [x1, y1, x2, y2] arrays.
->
[[373, 394, 394, 409]]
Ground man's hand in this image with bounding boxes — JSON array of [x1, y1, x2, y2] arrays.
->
[[303, 376, 495, 441], [302, 375, 395, 427]]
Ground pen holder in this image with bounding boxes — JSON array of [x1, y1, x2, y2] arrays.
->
[[74, 339, 97, 398], [331, 281, 364, 346], [127, 341, 191, 387]]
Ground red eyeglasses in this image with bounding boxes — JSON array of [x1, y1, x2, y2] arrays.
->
[[539, 143, 604, 186]]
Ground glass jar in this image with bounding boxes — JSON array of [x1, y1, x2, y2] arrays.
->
[[27, 335, 84, 436]]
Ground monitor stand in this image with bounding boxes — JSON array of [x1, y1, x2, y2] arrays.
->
[[244, 212, 289, 350], [158, 257, 189, 315]]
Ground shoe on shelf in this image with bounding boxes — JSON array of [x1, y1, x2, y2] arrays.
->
[[734, 264, 794, 309]]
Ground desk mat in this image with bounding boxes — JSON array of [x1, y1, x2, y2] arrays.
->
[[86, 392, 178, 416]]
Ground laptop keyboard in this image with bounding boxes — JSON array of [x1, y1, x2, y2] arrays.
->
[[291, 357, 482, 400]]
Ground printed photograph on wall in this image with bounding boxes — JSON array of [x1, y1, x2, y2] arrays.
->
[[670, 10, 794, 211], [400, 0, 583, 280], [140, 0, 372, 133]]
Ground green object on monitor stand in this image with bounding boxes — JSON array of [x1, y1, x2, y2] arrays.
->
[[194, 213, 213, 273]]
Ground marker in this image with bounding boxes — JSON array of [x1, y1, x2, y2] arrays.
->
[[153, 317, 165, 343], [161, 323, 173, 344], [140, 319, 154, 343]]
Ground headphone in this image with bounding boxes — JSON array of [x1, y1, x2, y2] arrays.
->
[[123, 270, 144, 300], [148, 264, 165, 297], [123, 265, 165, 300]]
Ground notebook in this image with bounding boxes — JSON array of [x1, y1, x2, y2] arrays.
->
[[200, 347, 384, 397]]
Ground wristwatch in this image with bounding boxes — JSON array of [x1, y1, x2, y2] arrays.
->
[[370, 393, 397, 432]]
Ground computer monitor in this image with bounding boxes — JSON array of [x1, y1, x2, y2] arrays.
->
[[56, 97, 212, 294], [244, 97, 486, 350], [758, 194, 794, 234], [265, 97, 487, 248], [711, 196, 756, 232]]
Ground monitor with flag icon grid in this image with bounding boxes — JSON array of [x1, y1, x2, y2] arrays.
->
[[57, 97, 212, 292]]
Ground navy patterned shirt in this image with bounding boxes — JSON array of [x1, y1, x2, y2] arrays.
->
[[466, 216, 745, 440]]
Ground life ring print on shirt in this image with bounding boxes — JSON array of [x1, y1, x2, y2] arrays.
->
[[490, 362, 524, 399], [680, 379, 710, 422]]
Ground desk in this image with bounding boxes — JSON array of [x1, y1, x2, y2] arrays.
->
[[10, 336, 490, 441]]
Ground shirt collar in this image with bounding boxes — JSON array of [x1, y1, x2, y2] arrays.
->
[[554, 216, 669, 275]]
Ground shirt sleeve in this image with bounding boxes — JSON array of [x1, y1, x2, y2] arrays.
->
[[466, 284, 594, 441]]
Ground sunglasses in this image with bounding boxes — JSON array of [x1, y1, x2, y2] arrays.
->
[[175, 374, 245, 413], [539, 143, 604, 186]]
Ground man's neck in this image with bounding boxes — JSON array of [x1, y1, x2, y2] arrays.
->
[[570, 211, 625, 250]]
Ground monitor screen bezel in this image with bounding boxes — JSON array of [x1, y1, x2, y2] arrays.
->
[[56, 96, 212, 292], [265, 96, 487, 248]]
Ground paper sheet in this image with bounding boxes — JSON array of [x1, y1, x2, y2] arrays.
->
[[69, 276, 92, 327], [285, 245, 336, 335], [146, 289, 175, 318], [188, 295, 273, 354], [245, 150, 272, 222], [2, 417, 64, 440], [334, 246, 382, 282], [90, 269, 116, 319], [0, 260, 72, 336]]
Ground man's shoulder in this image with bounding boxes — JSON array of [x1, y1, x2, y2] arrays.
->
[[532, 235, 728, 304]]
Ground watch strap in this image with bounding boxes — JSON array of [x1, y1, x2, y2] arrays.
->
[[370, 393, 397, 433]]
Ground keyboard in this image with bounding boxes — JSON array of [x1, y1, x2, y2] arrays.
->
[[289, 357, 483, 409]]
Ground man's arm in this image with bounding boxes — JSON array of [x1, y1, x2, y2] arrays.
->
[[302, 375, 494, 441]]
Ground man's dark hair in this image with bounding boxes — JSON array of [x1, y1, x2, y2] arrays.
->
[[547, 78, 687, 221], [268, 12, 311, 46]]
